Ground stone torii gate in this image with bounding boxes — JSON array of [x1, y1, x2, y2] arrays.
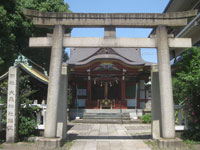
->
[[21, 9, 197, 147]]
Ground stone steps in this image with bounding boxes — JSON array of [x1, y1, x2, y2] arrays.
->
[[72, 112, 142, 124], [83, 115, 130, 120], [83, 116, 130, 119], [69, 109, 144, 120], [72, 118, 142, 124], [83, 113, 130, 119]]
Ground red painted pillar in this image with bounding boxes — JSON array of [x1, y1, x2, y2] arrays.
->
[[137, 82, 140, 109], [121, 76, 126, 101], [87, 75, 91, 107], [72, 82, 76, 108], [105, 82, 108, 99]]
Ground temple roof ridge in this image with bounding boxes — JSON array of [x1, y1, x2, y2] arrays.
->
[[78, 48, 134, 63], [67, 47, 153, 66]]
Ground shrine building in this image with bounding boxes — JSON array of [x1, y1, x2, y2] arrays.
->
[[67, 47, 153, 110]]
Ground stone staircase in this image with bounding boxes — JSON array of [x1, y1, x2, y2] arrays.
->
[[73, 112, 142, 124]]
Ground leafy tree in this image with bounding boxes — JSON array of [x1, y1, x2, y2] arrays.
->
[[0, 0, 71, 75], [0, 57, 3, 65], [18, 75, 39, 140], [172, 47, 200, 141]]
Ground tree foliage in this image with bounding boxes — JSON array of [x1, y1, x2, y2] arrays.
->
[[172, 47, 200, 141], [18, 75, 39, 140], [0, 0, 71, 75]]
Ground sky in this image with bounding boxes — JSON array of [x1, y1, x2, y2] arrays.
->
[[65, 0, 170, 63]]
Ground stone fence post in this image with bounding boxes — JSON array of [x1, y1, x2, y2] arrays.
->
[[57, 63, 68, 140], [151, 64, 162, 139], [0, 104, 4, 131]]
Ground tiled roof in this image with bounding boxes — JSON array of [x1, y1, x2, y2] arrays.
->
[[0, 63, 48, 84], [67, 48, 153, 66]]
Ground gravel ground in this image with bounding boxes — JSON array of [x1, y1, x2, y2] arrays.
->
[[145, 140, 200, 150]]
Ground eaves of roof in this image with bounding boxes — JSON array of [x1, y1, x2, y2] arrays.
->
[[0, 63, 49, 85]]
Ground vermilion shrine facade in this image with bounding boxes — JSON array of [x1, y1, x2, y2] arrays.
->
[[67, 47, 152, 109]]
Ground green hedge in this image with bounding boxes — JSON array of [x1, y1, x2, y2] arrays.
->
[[141, 114, 152, 124]]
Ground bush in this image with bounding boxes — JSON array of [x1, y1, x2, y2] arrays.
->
[[141, 114, 152, 124], [182, 129, 200, 141], [172, 47, 200, 141], [18, 100, 39, 140]]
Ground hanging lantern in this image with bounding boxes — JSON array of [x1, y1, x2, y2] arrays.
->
[[94, 79, 96, 85], [115, 79, 118, 84]]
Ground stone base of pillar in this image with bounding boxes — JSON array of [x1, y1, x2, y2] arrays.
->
[[37, 137, 64, 148], [152, 120, 160, 140], [157, 138, 183, 149]]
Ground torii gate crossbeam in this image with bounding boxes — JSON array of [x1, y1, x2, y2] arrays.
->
[[23, 9, 197, 27], [29, 37, 192, 48]]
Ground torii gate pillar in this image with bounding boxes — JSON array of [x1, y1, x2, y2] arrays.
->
[[37, 25, 66, 148], [156, 26, 175, 139], [45, 25, 64, 138]]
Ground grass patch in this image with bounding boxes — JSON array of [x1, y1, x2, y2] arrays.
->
[[63, 139, 73, 149], [0, 144, 3, 149], [144, 140, 161, 150], [145, 139, 200, 150], [183, 139, 200, 150], [0, 139, 5, 148], [145, 140, 157, 146]]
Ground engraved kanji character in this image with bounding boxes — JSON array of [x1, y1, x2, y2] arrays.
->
[[9, 91, 15, 95], [10, 74, 15, 78], [8, 97, 14, 102]]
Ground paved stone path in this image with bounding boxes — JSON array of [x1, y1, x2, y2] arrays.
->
[[1, 123, 200, 150], [0, 123, 151, 150], [68, 123, 151, 150]]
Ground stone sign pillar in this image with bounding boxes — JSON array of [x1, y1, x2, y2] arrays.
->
[[44, 25, 64, 138], [0, 104, 3, 131], [6, 66, 19, 143], [57, 63, 68, 140], [151, 64, 162, 139], [156, 26, 175, 139]]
